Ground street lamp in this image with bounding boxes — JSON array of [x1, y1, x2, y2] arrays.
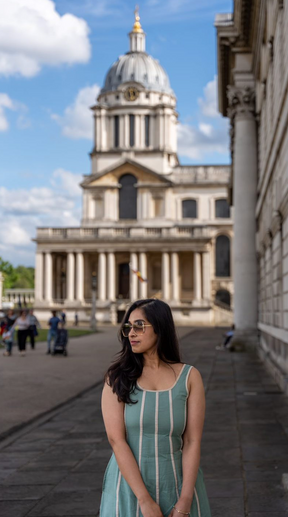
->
[[91, 271, 97, 330]]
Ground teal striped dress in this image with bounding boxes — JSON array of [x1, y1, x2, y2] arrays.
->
[[100, 364, 211, 517]]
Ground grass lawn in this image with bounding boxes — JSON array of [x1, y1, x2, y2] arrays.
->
[[35, 328, 98, 342]]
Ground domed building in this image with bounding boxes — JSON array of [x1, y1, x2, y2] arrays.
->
[[34, 11, 233, 325]]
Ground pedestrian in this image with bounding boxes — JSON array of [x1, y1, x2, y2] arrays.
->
[[61, 310, 66, 325], [216, 324, 235, 351], [47, 310, 61, 355], [100, 298, 211, 517], [11, 310, 30, 357], [28, 309, 41, 350], [2, 309, 16, 356], [74, 312, 78, 327]]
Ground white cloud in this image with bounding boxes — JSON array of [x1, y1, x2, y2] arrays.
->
[[0, 93, 15, 131], [0, 169, 82, 266], [177, 75, 229, 161], [198, 76, 220, 118], [52, 84, 100, 139], [0, 0, 91, 77]]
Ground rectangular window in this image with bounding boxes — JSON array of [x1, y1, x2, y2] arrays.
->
[[130, 115, 135, 147], [145, 115, 150, 147], [114, 115, 119, 148]]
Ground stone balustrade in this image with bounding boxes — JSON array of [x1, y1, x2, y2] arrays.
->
[[36, 226, 212, 240]]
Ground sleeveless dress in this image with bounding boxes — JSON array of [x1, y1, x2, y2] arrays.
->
[[100, 364, 211, 517]]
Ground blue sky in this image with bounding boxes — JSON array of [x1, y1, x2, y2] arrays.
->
[[0, 0, 232, 266]]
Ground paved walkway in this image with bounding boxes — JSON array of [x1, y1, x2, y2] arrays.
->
[[1, 328, 288, 516], [0, 326, 192, 438]]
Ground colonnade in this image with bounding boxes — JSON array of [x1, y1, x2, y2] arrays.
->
[[35, 250, 211, 304]]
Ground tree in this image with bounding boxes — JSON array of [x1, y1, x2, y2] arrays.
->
[[0, 257, 34, 290]]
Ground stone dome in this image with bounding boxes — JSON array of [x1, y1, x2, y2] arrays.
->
[[101, 52, 174, 96], [100, 10, 174, 97]]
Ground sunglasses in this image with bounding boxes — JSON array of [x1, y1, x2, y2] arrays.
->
[[122, 323, 152, 337]]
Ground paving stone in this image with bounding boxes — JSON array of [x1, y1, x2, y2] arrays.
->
[[205, 478, 244, 498], [27, 490, 100, 516], [5, 470, 69, 486], [54, 473, 98, 492], [246, 481, 288, 513], [208, 497, 244, 517], [0, 484, 53, 500], [0, 501, 36, 517]]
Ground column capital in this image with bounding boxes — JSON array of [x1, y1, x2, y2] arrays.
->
[[227, 86, 255, 121]]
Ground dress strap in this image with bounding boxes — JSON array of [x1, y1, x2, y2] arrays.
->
[[173, 364, 194, 396]]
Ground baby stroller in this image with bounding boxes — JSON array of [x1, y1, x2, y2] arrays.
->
[[52, 326, 68, 356]]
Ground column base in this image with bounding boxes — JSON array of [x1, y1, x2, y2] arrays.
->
[[230, 328, 259, 351]]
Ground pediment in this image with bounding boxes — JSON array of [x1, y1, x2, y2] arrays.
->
[[81, 159, 172, 188]]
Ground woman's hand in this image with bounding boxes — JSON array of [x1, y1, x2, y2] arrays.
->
[[139, 498, 164, 517], [168, 498, 191, 517]]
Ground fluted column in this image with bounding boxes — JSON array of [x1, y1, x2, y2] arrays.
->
[[228, 86, 258, 336], [98, 252, 107, 301], [130, 252, 138, 301], [35, 252, 44, 301], [193, 252, 202, 301], [56, 256, 62, 300], [45, 252, 53, 302], [202, 252, 211, 301], [67, 252, 75, 301], [171, 252, 179, 302], [76, 252, 84, 302], [108, 252, 116, 301], [139, 252, 148, 299], [162, 252, 170, 300]]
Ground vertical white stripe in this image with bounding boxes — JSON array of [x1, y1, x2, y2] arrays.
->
[[169, 389, 179, 499], [116, 471, 121, 517], [136, 391, 146, 517], [194, 487, 201, 517], [185, 366, 194, 396], [155, 392, 159, 504]]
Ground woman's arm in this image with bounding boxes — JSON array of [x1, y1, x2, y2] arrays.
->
[[170, 368, 206, 515], [101, 382, 161, 512]]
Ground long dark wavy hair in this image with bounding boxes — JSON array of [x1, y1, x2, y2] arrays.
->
[[104, 299, 182, 404]]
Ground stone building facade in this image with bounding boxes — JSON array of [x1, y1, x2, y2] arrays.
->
[[216, 0, 288, 387], [34, 12, 233, 325]]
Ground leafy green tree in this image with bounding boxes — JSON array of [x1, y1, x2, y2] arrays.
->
[[0, 257, 34, 289]]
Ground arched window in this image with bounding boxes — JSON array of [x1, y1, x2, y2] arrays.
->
[[215, 199, 230, 218], [119, 174, 137, 219], [215, 289, 231, 307], [182, 199, 197, 219], [216, 235, 230, 277]]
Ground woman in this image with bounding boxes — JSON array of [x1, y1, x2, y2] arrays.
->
[[100, 299, 211, 517], [28, 309, 41, 350], [11, 310, 30, 356]]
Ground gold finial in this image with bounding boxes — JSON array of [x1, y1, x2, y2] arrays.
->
[[133, 5, 143, 33]]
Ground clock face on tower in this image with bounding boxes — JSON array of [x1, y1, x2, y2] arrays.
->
[[124, 87, 139, 101]]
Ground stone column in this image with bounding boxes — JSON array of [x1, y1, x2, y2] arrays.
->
[[202, 251, 211, 301], [67, 252, 75, 302], [35, 252, 44, 301], [98, 252, 107, 301], [228, 86, 258, 342], [56, 256, 62, 300], [193, 252, 202, 301], [130, 252, 138, 301], [162, 252, 170, 300], [76, 252, 84, 302], [171, 252, 179, 302], [45, 252, 53, 302], [108, 252, 116, 301], [139, 252, 148, 298]]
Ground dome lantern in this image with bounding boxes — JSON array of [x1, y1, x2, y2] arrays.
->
[[129, 6, 146, 52]]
